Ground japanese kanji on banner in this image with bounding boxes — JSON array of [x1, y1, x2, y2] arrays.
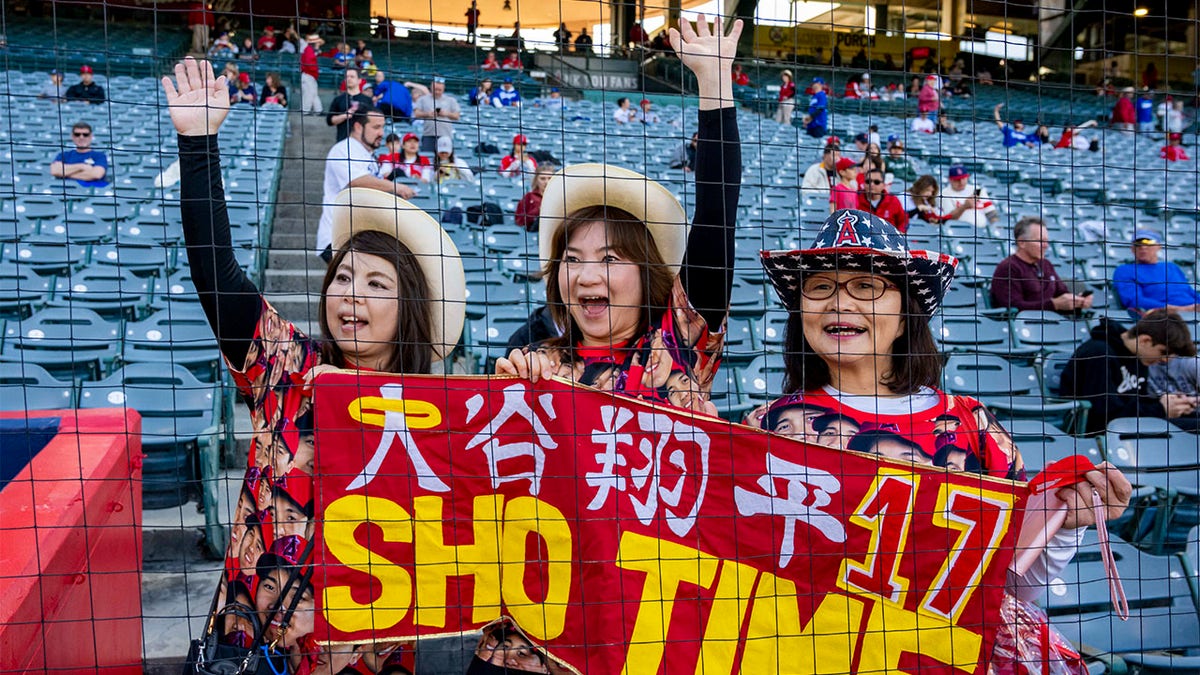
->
[[312, 372, 1030, 674]]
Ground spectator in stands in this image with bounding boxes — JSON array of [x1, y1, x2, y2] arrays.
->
[[480, 52, 500, 71], [830, 157, 859, 212], [901, 174, 970, 225], [629, 22, 649, 48], [843, 132, 869, 163], [1113, 229, 1200, 315], [164, 62, 466, 665], [533, 88, 565, 110], [804, 77, 828, 138], [843, 74, 866, 99], [1161, 98, 1185, 134], [574, 27, 593, 54], [229, 72, 257, 105], [50, 121, 108, 187], [612, 97, 636, 124], [256, 25, 277, 51], [732, 63, 750, 87], [1054, 120, 1097, 150], [413, 76, 461, 154], [280, 25, 300, 53], [1136, 89, 1156, 133], [208, 31, 237, 58], [938, 164, 998, 227], [187, 1, 211, 55], [509, 22, 526, 52], [378, 132, 431, 183], [496, 14, 742, 416], [1111, 87, 1136, 133], [500, 134, 537, 178], [332, 42, 354, 70], [65, 65, 105, 104], [1062, 312, 1199, 434], [501, 50, 523, 70], [259, 72, 287, 106], [856, 168, 908, 232], [669, 132, 698, 172], [470, 79, 496, 106], [636, 99, 660, 125], [39, 69, 66, 103], [221, 61, 240, 82], [371, 70, 413, 122], [238, 37, 257, 61], [316, 106, 416, 260], [1161, 132, 1189, 162], [801, 145, 839, 197], [433, 136, 475, 184], [492, 78, 522, 107], [327, 68, 373, 142], [465, 1, 480, 43], [1032, 124, 1052, 145], [553, 23, 572, 52], [911, 111, 935, 133], [885, 137, 919, 182], [917, 74, 939, 115], [992, 103, 1036, 147], [300, 35, 323, 114], [774, 69, 795, 125], [516, 163, 556, 231], [991, 216, 1092, 314]]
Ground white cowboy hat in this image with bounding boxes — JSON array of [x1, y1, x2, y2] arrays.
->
[[331, 188, 466, 362], [538, 163, 688, 275]]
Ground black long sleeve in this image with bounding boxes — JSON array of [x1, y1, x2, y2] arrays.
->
[[178, 134, 263, 367], [680, 106, 741, 331]]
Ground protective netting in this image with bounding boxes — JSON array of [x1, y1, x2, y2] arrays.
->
[[0, 2, 1198, 673]]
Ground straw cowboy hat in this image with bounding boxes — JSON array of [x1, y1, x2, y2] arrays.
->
[[761, 209, 959, 317], [331, 188, 466, 362], [538, 163, 688, 275]]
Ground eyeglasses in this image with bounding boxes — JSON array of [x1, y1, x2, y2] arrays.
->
[[73, 131, 91, 137], [866, 179, 885, 185], [801, 275, 898, 301]]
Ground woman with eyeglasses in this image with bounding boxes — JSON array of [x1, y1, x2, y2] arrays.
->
[[757, 208, 1132, 671]]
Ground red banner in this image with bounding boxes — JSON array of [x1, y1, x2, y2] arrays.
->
[[313, 373, 1029, 674]]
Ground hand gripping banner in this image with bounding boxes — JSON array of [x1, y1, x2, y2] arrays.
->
[[312, 372, 1029, 674]]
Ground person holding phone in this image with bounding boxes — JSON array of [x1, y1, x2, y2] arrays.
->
[[991, 216, 1093, 314], [937, 164, 998, 227]]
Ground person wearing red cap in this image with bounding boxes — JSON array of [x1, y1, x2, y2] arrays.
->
[[378, 132, 432, 182], [635, 98, 660, 124], [229, 71, 257, 105], [1161, 132, 1189, 161], [64, 64, 105, 104], [499, 134, 537, 178], [256, 25, 277, 52], [829, 157, 859, 212]]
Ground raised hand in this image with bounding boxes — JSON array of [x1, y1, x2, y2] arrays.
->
[[161, 57, 230, 137], [668, 14, 743, 108]]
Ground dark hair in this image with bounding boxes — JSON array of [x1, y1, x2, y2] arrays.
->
[[782, 289, 942, 395], [909, 175, 939, 206], [1128, 311, 1197, 357], [317, 230, 434, 374], [1014, 215, 1044, 241], [932, 443, 981, 472], [272, 484, 314, 517], [385, 132, 400, 144], [542, 205, 674, 351], [846, 429, 922, 455], [72, 121, 92, 132], [349, 104, 380, 132], [344, 66, 360, 79], [812, 412, 859, 434], [617, 96, 629, 106], [764, 400, 830, 432]]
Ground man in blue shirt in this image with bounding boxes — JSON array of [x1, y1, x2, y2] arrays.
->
[[1113, 229, 1200, 315], [804, 77, 827, 138], [49, 121, 108, 188], [370, 69, 413, 122], [1135, 89, 1156, 133], [993, 103, 1036, 147], [492, 78, 521, 107]]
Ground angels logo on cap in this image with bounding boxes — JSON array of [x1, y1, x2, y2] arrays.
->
[[759, 209, 958, 316]]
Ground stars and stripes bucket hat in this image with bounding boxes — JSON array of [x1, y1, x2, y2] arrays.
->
[[760, 209, 959, 316]]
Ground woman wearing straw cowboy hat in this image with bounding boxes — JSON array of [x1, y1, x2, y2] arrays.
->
[[163, 58, 465, 669], [757, 208, 1132, 671], [496, 15, 743, 414]]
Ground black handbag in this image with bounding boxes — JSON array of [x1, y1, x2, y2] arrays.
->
[[183, 542, 314, 675]]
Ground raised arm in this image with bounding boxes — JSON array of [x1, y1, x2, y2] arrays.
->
[[993, 103, 1005, 129], [671, 15, 743, 331], [163, 58, 262, 367]]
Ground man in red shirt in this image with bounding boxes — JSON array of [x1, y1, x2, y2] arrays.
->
[[464, 1, 480, 43], [1111, 87, 1135, 132], [300, 34, 323, 114], [1161, 132, 1190, 161], [256, 26, 277, 52], [856, 168, 909, 232], [732, 63, 750, 86]]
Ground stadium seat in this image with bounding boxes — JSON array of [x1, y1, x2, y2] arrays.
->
[[737, 354, 788, 404], [1003, 419, 1102, 475], [0, 361, 76, 411], [1011, 310, 1092, 353], [1104, 418, 1200, 490], [943, 353, 1085, 432], [90, 241, 173, 277], [466, 305, 534, 373], [0, 262, 52, 319], [49, 265, 152, 319], [931, 314, 1025, 356], [122, 308, 221, 382], [0, 307, 121, 380], [1, 235, 89, 276]]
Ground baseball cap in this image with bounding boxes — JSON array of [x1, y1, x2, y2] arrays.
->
[[79, 65, 93, 74], [886, 134, 899, 144], [50, 68, 61, 76], [835, 157, 857, 172], [1169, 132, 1183, 141], [436, 136, 454, 154], [853, 133, 868, 144], [402, 132, 419, 143], [238, 72, 250, 84], [550, 87, 559, 93], [513, 134, 529, 145], [812, 77, 825, 84], [263, 25, 274, 32], [1132, 230, 1164, 246], [640, 99, 651, 106], [432, 76, 446, 84], [948, 164, 970, 179], [503, 77, 513, 84]]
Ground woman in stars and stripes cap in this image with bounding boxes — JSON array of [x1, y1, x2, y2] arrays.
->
[[758, 209, 1133, 673]]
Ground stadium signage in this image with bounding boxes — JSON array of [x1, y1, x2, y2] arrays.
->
[[313, 373, 1026, 674]]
